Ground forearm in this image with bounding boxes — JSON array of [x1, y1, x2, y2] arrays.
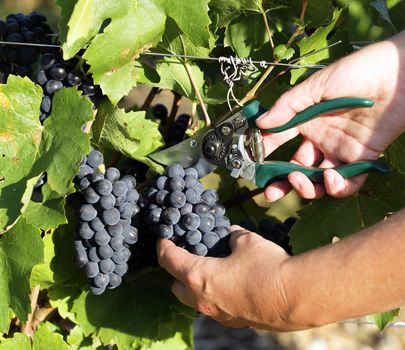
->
[[280, 208, 405, 329]]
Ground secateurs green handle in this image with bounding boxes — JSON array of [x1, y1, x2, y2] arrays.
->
[[241, 98, 390, 188]]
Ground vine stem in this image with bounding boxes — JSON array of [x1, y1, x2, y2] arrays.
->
[[21, 285, 40, 337], [184, 63, 211, 127], [261, 8, 274, 49], [32, 305, 56, 330]]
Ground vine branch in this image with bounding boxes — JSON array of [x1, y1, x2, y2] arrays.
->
[[21, 285, 40, 337], [164, 92, 182, 141], [141, 86, 159, 111]]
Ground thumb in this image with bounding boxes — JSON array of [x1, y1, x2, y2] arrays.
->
[[255, 73, 324, 130]]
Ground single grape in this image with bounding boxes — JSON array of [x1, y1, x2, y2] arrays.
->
[[162, 207, 181, 225], [194, 182, 205, 194], [98, 245, 114, 259], [93, 273, 109, 288], [49, 64, 67, 80], [121, 175, 136, 190], [79, 204, 97, 221], [113, 263, 128, 276], [149, 207, 162, 223], [174, 223, 187, 236], [115, 195, 126, 206], [122, 226, 138, 245], [118, 202, 137, 219], [112, 180, 127, 197], [74, 247, 88, 267], [40, 95, 51, 113], [106, 223, 123, 237], [94, 229, 110, 246], [95, 179, 113, 196], [44, 79, 63, 95], [184, 167, 198, 178], [67, 70, 82, 86], [202, 231, 220, 249], [108, 273, 122, 289], [101, 208, 120, 226], [194, 203, 210, 217], [87, 247, 100, 262], [90, 285, 105, 296], [78, 222, 94, 240], [85, 262, 99, 278], [185, 188, 201, 204], [83, 187, 100, 204], [180, 203, 193, 216], [166, 164, 185, 178], [182, 213, 201, 231], [36, 69, 47, 85], [87, 149, 104, 168], [215, 216, 230, 228], [90, 217, 104, 232], [103, 168, 120, 183], [158, 224, 174, 239], [168, 176, 185, 192], [198, 214, 215, 233], [79, 177, 91, 191], [99, 194, 115, 210], [91, 171, 104, 182], [99, 259, 115, 274], [77, 165, 94, 179], [155, 190, 169, 205], [168, 191, 186, 208], [156, 176, 168, 190], [126, 189, 140, 203], [184, 175, 198, 189], [40, 53, 56, 70], [201, 190, 218, 207], [192, 243, 208, 256], [210, 203, 226, 217], [110, 235, 124, 250], [186, 230, 202, 245], [214, 226, 230, 239], [112, 249, 129, 264]]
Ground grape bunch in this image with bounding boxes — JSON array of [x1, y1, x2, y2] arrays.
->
[[0, 12, 53, 82], [35, 52, 102, 123], [72, 148, 140, 295], [141, 164, 231, 257], [239, 217, 296, 255]]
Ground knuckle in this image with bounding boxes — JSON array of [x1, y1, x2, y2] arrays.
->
[[184, 270, 201, 290]]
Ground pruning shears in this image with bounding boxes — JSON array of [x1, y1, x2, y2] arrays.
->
[[149, 98, 390, 188]]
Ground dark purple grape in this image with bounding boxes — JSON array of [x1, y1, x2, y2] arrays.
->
[[194, 203, 210, 217], [44, 79, 63, 95], [185, 188, 201, 204], [95, 179, 113, 196], [94, 229, 110, 246], [83, 187, 100, 204], [107, 223, 123, 237], [110, 235, 124, 250], [156, 176, 168, 190], [49, 64, 67, 80], [166, 164, 185, 178], [74, 247, 88, 267], [87, 247, 100, 262], [78, 222, 94, 239], [201, 190, 218, 207], [113, 263, 128, 276], [168, 191, 186, 208], [108, 273, 122, 289], [101, 208, 120, 226], [79, 204, 97, 221], [126, 189, 139, 203], [192, 243, 208, 256], [93, 273, 109, 288], [99, 194, 115, 210], [99, 259, 115, 274], [87, 149, 103, 168], [186, 230, 202, 245], [182, 213, 200, 231], [158, 224, 174, 239], [90, 217, 104, 232], [184, 167, 198, 178], [162, 207, 181, 225], [214, 226, 230, 239], [122, 226, 138, 245], [105, 167, 120, 182], [198, 214, 215, 233], [67, 70, 82, 86], [85, 262, 99, 278], [112, 181, 127, 197], [168, 176, 185, 191], [98, 245, 114, 259], [202, 232, 220, 249]]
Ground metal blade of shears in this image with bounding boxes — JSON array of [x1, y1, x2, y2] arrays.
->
[[149, 132, 217, 178]]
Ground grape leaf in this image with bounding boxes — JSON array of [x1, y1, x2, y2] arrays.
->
[[290, 8, 349, 84], [385, 133, 405, 174], [0, 76, 42, 232], [224, 14, 270, 57], [70, 270, 193, 349], [151, 58, 205, 102], [0, 332, 31, 350], [369, 0, 397, 36], [32, 323, 71, 350], [387, 0, 405, 32], [273, 44, 295, 61], [367, 308, 400, 331], [0, 218, 43, 332], [92, 100, 164, 172], [157, 0, 212, 48], [159, 18, 212, 57]]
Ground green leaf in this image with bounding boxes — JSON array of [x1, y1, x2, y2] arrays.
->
[[224, 14, 270, 57], [157, 0, 212, 48], [92, 100, 164, 172], [273, 44, 295, 61], [369, 0, 397, 36], [153, 58, 206, 102], [0, 332, 31, 350], [385, 133, 405, 174], [290, 8, 349, 84], [0, 76, 43, 232], [70, 269, 193, 349], [290, 166, 405, 254], [32, 322, 70, 350], [367, 308, 400, 331], [0, 218, 43, 332]]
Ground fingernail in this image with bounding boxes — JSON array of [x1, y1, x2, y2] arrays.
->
[[256, 112, 269, 123]]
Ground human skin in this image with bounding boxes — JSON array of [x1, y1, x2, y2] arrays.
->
[[157, 31, 405, 330]]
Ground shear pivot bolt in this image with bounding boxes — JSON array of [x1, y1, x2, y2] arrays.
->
[[231, 158, 242, 169], [190, 139, 198, 148], [221, 126, 231, 136]]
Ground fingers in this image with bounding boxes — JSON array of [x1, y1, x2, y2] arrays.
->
[[171, 279, 195, 308], [292, 138, 323, 168], [157, 239, 198, 283], [262, 128, 298, 156], [264, 181, 292, 202], [324, 169, 368, 197], [288, 171, 326, 199]]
